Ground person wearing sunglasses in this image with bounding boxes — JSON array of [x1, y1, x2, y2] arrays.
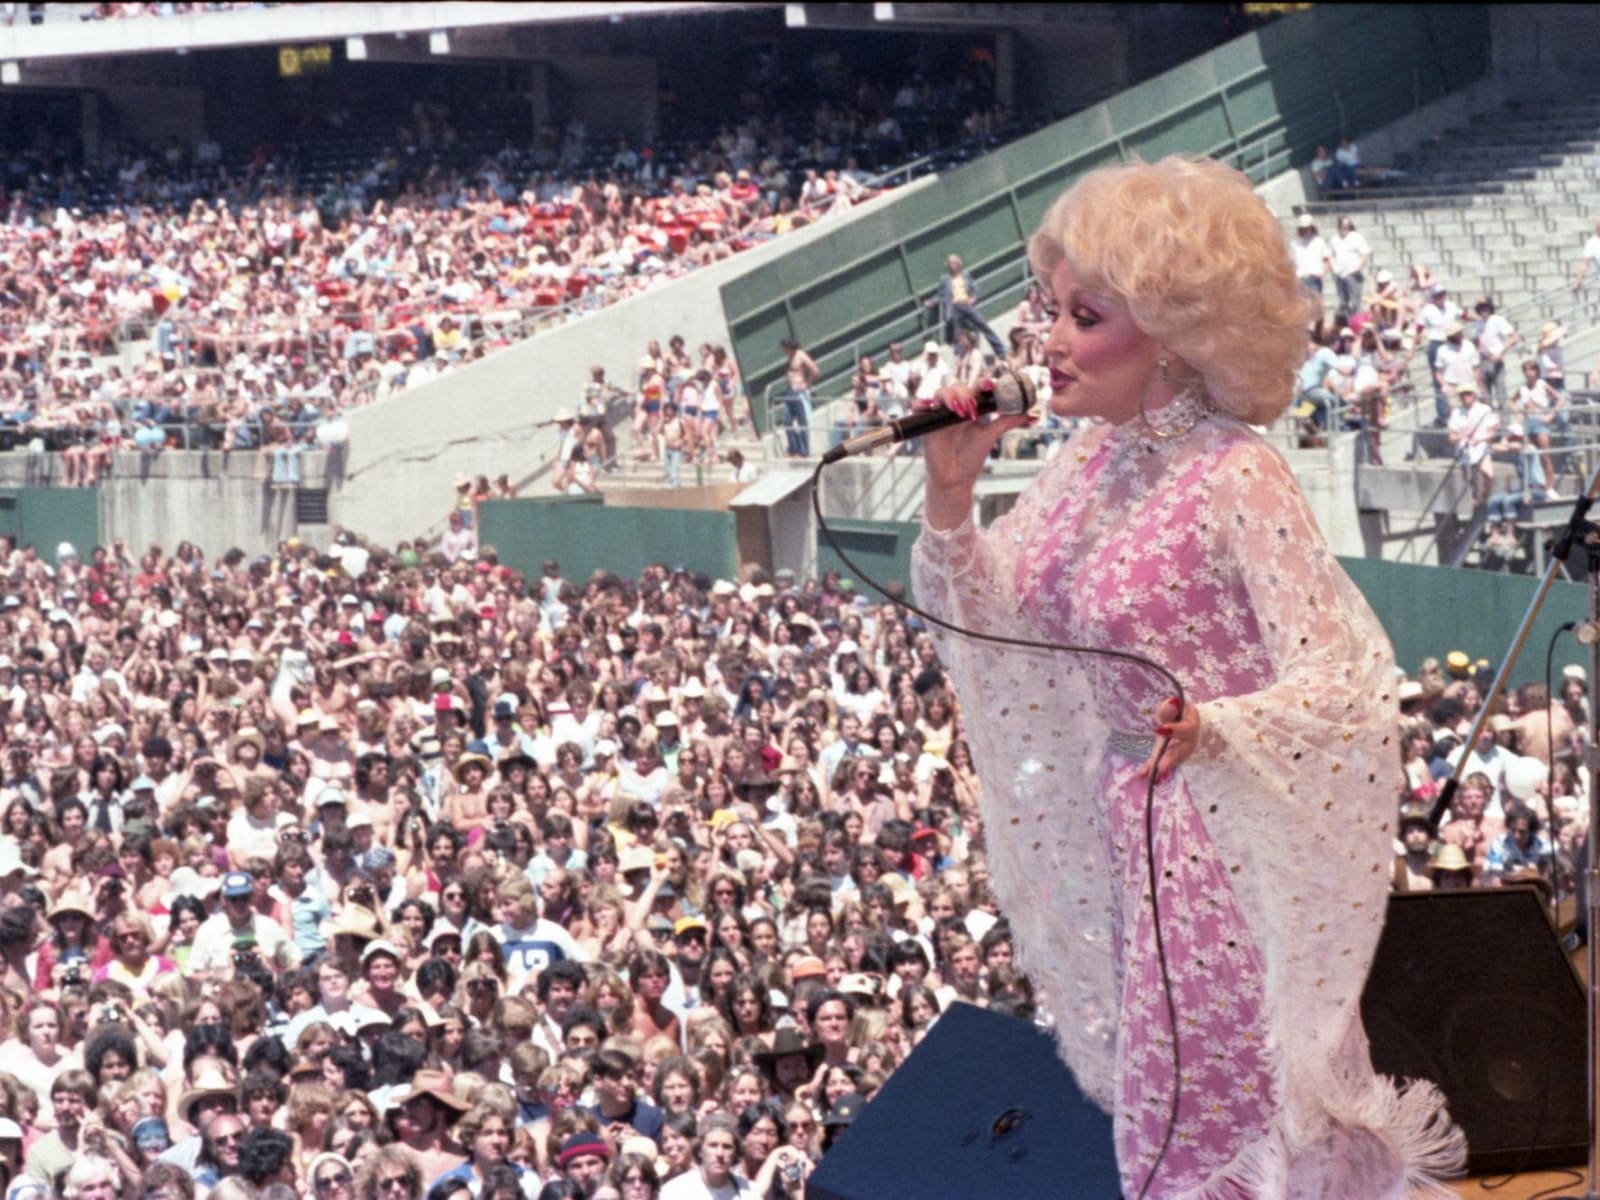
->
[[354, 1146, 423, 1200], [309, 1152, 355, 1200]]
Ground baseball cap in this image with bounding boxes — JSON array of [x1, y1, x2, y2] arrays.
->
[[221, 871, 253, 898]]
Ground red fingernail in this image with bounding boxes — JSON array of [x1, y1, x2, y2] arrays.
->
[[1155, 725, 1173, 736], [1157, 768, 1169, 785]]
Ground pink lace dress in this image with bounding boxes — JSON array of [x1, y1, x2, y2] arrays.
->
[[912, 415, 1463, 1198]]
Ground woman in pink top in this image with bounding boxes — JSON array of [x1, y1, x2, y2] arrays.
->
[[913, 157, 1463, 1198]]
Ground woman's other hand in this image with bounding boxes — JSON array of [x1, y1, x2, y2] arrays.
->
[[1139, 695, 1200, 784]]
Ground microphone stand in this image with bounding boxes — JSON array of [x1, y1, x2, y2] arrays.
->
[[1424, 460, 1600, 1199]]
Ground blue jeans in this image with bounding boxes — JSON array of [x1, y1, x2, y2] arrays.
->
[[947, 304, 1005, 357], [1426, 341, 1448, 423], [781, 389, 812, 457], [665, 446, 683, 487]]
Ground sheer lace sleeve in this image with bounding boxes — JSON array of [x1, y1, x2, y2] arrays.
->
[[1179, 438, 1443, 1140], [911, 429, 1122, 1108]]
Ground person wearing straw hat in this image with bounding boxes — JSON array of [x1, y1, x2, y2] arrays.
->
[[1536, 319, 1568, 393], [386, 1068, 469, 1184], [1445, 380, 1498, 506], [1426, 842, 1474, 889]]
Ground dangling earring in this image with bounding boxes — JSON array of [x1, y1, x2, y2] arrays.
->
[[1137, 357, 1212, 443]]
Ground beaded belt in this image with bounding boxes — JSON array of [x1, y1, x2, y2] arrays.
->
[[1106, 728, 1156, 759]]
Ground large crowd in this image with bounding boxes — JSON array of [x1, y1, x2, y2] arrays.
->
[[0, 42, 1020, 477], [1286, 206, 1600, 573], [0, 524, 1568, 1200]]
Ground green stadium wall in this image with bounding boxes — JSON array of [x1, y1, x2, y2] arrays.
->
[[478, 498, 738, 585], [483, 502, 1580, 689], [0, 487, 101, 561], [723, 4, 1491, 416]]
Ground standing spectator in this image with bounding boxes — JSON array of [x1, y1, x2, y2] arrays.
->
[[1434, 322, 1481, 410], [912, 342, 951, 405], [661, 402, 687, 488], [1511, 359, 1567, 496], [924, 255, 1005, 358], [439, 510, 476, 565], [1536, 321, 1568, 394], [1446, 383, 1498, 507], [1570, 217, 1600, 306], [1473, 298, 1519, 406], [1416, 284, 1460, 424], [1328, 216, 1371, 316], [778, 339, 819, 459], [1291, 215, 1332, 309]]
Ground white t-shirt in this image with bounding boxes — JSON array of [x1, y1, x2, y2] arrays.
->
[[1292, 235, 1331, 279], [1435, 340, 1481, 390], [1330, 231, 1370, 277], [881, 358, 914, 400], [659, 1171, 757, 1200], [225, 808, 294, 863], [1418, 300, 1460, 345], [1447, 401, 1499, 466], [1584, 234, 1600, 277], [914, 358, 952, 401], [1477, 313, 1514, 360]]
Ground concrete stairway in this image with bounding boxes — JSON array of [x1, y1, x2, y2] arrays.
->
[[604, 422, 769, 491], [1300, 96, 1600, 320]]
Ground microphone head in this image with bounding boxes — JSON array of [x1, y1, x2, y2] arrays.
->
[[986, 368, 1036, 416]]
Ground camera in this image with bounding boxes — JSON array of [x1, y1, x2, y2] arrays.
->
[[104, 878, 123, 897], [780, 1159, 804, 1185], [232, 949, 261, 968], [61, 966, 84, 986]]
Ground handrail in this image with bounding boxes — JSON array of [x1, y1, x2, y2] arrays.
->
[[1371, 397, 1600, 564]]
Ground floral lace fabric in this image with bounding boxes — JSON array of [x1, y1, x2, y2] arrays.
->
[[911, 416, 1465, 1198]]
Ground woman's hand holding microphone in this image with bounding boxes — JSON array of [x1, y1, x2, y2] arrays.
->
[[921, 379, 1036, 532]]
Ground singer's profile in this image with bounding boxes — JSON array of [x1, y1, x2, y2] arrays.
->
[[910, 156, 1464, 1198]]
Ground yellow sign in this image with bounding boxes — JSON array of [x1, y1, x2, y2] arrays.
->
[[279, 43, 333, 78]]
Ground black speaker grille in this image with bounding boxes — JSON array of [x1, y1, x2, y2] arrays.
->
[[1361, 888, 1587, 1174]]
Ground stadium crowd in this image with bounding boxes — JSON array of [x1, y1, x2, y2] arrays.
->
[[0, 45, 1015, 472], [0, 524, 1569, 1200], [1287, 206, 1591, 560]]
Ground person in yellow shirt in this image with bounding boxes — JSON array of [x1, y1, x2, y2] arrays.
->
[[925, 254, 1005, 357]]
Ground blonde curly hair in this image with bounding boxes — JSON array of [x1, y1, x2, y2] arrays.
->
[[1027, 155, 1310, 425]]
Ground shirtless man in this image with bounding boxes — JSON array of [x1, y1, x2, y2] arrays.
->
[[350, 753, 396, 846], [41, 798, 89, 897], [388, 1071, 468, 1185]]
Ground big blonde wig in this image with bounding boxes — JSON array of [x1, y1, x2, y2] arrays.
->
[[1027, 155, 1309, 424]]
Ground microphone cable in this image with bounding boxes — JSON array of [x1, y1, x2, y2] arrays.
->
[[810, 460, 1184, 1200]]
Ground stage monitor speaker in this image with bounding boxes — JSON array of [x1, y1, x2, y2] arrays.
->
[[1361, 887, 1587, 1174], [806, 1002, 1118, 1200]]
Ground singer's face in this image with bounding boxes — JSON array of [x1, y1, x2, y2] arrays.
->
[[1041, 257, 1164, 424]]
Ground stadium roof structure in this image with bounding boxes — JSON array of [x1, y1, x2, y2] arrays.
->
[[0, 1, 770, 79]]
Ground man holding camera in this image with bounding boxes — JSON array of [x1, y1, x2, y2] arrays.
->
[[187, 871, 300, 976]]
